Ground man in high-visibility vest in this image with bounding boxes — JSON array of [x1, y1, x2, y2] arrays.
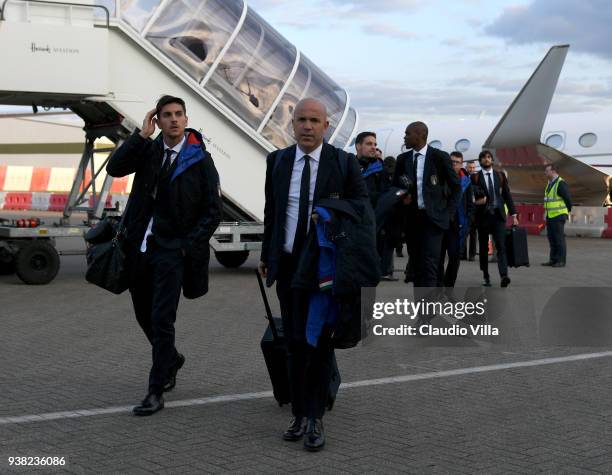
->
[[542, 163, 572, 267]]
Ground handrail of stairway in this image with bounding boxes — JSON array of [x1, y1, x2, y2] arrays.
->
[[0, 0, 110, 27]]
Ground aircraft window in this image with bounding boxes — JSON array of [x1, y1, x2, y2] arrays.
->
[[429, 140, 442, 149], [204, 7, 297, 130], [455, 139, 470, 152], [545, 133, 564, 149], [144, 0, 244, 82], [121, 0, 163, 31], [260, 54, 346, 148], [332, 108, 357, 149], [579, 132, 597, 148]]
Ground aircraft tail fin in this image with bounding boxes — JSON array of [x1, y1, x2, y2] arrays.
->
[[484, 44, 569, 149]]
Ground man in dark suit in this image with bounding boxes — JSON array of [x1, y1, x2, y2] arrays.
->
[[258, 98, 368, 451], [107, 95, 222, 415], [461, 160, 478, 261], [392, 122, 461, 287], [437, 152, 474, 287], [472, 150, 518, 287]]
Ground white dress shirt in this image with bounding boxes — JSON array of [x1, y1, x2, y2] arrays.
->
[[140, 135, 186, 253], [413, 144, 428, 209], [283, 143, 322, 254]]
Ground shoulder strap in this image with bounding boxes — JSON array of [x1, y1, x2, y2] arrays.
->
[[495, 170, 506, 188], [337, 148, 348, 180]]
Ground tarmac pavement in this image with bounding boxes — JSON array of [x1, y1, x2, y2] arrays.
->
[[1, 211, 612, 473]]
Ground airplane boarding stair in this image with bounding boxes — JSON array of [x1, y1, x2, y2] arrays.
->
[[0, 0, 360, 276]]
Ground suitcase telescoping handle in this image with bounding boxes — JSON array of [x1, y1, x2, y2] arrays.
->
[[255, 269, 280, 340]]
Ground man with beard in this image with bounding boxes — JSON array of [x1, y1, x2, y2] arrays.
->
[[355, 132, 395, 280], [472, 150, 518, 287]]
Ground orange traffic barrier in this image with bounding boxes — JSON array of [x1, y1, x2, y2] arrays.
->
[[48, 193, 69, 212], [3, 192, 33, 210]]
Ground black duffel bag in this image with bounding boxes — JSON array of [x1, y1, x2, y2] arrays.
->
[[84, 203, 130, 294]]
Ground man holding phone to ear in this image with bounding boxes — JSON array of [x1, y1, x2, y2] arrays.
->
[[107, 95, 222, 415]]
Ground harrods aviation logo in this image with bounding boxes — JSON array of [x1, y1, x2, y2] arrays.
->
[[30, 42, 79, 55]]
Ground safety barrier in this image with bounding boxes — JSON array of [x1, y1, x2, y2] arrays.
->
[[31, 192, 52, 211], [109, 176, 129, 194], [601, 207, 612, 239], [3, 166, 33, 191], [565, 207, 608, 238], [514, 204, 546, 235], [0, 192, 129, 212], [48, 193, 69, 212], [30, 167, 51, 192], [88, 194, 113, 209], [3, 192, 33, 210], [0, 165, 6, 190], [0, 166, 135, 193], [47, 167, 76, 192]]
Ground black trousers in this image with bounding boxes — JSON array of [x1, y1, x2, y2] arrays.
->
[[477, 212, 508, 278], [468, 223, 477, 258], [377, 232, 395, 276], [438, 223, 461, 287], [546, 217, 567, 264], [129, 239, 183, 395], [276, 252, 335, 419], [406, 210, 444, 287]]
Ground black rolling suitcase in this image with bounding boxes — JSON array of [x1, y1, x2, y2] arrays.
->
[[256, 270, 340, 409], [505, 226, 530, 268]]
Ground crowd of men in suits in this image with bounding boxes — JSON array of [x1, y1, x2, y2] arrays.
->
[[108, 94, 571, 453], [353, 126, 521, 290]]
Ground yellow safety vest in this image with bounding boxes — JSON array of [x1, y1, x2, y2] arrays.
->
[[544, 177, 569, 218]]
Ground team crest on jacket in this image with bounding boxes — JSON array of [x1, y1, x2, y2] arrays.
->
[[430, 174, 438, 186]]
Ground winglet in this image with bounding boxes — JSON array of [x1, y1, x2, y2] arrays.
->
[[484, 45, 569, 149]]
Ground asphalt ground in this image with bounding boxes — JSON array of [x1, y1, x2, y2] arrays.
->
[[1, 210, 612, 473]]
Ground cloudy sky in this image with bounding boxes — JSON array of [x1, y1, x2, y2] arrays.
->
[[249, 0, 612, 131]]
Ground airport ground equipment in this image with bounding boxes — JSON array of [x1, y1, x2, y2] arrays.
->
[[0, 0, 359, 283]]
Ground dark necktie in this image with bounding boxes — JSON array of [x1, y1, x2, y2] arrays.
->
[[161, 149, 174, 176], [486, 172, 495, 209], [293, 155, 311, 254]]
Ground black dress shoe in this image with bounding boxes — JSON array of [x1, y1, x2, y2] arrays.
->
[[501, 276, 511, 288], [482, 276, 492, 287], [551, 262, 565, 268], [396, 250, 404, 257], [541, 261, 554, 266], [468, 256, 475, 262], [282, 416, 305, 441], [163, 353, 185, 393], [133, 393, 164, 416], [303, 418, 325, 451]]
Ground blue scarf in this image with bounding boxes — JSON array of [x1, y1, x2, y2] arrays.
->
[[306, 206, 339, 347], [361, 159, 383, 178]]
